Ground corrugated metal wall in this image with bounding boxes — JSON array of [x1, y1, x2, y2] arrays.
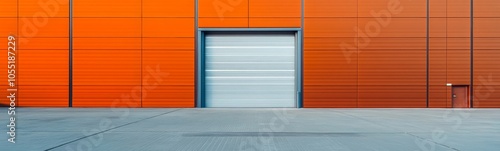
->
[[473, 0, 500, 107], [429, 0, 472, 108], [0, 0, 499, 108], [72, 0, 195, 107], [304, 0, 427, 107], [198, 0, 301, 28], [6, 0, 70, 107]]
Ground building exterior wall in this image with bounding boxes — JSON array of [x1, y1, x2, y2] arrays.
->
[[0, 0, 499, 108]]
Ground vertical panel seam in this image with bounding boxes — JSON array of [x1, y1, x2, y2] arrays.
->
[[426, 0, 430, 108], [301, 0, 304, 108], [446, 0, 448, 107], [195, 0, 199, 107], [357, 0, 359, 108], [140, 0, 143, 107], [69, 0, 73, 107], [470, 0, 474, 108]]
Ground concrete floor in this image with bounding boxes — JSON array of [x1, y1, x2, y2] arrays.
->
[[0, 108, 499, 151]]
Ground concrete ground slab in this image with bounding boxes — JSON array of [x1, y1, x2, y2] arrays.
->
[[0, 108, 499, 151]]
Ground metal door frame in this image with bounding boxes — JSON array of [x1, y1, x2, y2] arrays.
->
[[196, 28, 303, 108]]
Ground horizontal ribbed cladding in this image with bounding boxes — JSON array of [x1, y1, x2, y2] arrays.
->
[[304, 0, 358, 107], [304, 0, 428, 108], [72, 0, 142, 107], [473, 0, 500, 107], [249, 0, 301, 27], [198, 0, 301, 28], [72, 0, 195, 107], [18, 0, 70, 107], [429, 0, 448, 108], [0, 0, 18, 107], [142, 0, 195, 108]]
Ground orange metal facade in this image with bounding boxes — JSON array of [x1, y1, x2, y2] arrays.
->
[[0, 0, 499, 108]]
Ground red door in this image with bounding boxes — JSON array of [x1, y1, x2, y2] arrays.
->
[[452, 86, 469, 108]]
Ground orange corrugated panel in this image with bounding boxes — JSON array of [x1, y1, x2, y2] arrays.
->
[[474, 10, 500, 107], [446, 39, 470, 86], [73, 38, 141, 50], [0, 18, 18, 36], [0, 15, 16, 107], [429, 37, 447, 107], [141, 1, 196, 107], [358, 85, 427, 108], [447, 0, 470, 17], [16, 3, 69, 106], [19, 0, 69, 17], [305, 0, 356, 17], [18, 86, 68, 107], [358, 0, 426, 17], [362, 44, 426, 111], [142, 86, 194, 108], [357, 18, 427, 37], [474, 18, 500, 38], [19, 38, 68, 49], [73, 0, 140, 17], [360, 38, 427, 50], [249, 18, 300, 27], [446, 48, 470, 84], [143, 18, 194, 37], [142, 50, 195, 85], [198, 0, 248, 27], [358, 49, 426, 85], [304, 37, 356, 49], [429, 19, 446, 37], [18, 49, 68, 85], [304, 50, 357, 86], [143, 0, 194, 17], [142, 46, 195, 107], [18, 50, 69, 107], [73, 49, 141, 85], [474, 86, 500, 108], [447, 18, 470, 37], [73, 85, 141, 107], [18, 18, 69, 37], [474, 0, 500, 17], [474, 40, 500, 108], [428, 0, 472, 108], [304, 85, 357, 108], [73, 48, 141, 107], [143, 38, 194, 50], [73, 18, 141, 37], [429, 86, 447, 107], [428, 35, 446, 110], [0, 0, 17, 17], [304, 18, 357, 37], [447, 38, 470, 49], [249, 0, 300, 27], [303, 0, 359, 108], [430, 0, 446, 17], [72, 18, 140, 105], [303, 27, 358, 107], [199, 0, 248, 18], [199, 18, 248, 28], [474, 38, 500, 50], [249, 0, 300, 17]]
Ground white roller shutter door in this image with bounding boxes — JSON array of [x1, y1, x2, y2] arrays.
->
[[205, 33, 296, 107]]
